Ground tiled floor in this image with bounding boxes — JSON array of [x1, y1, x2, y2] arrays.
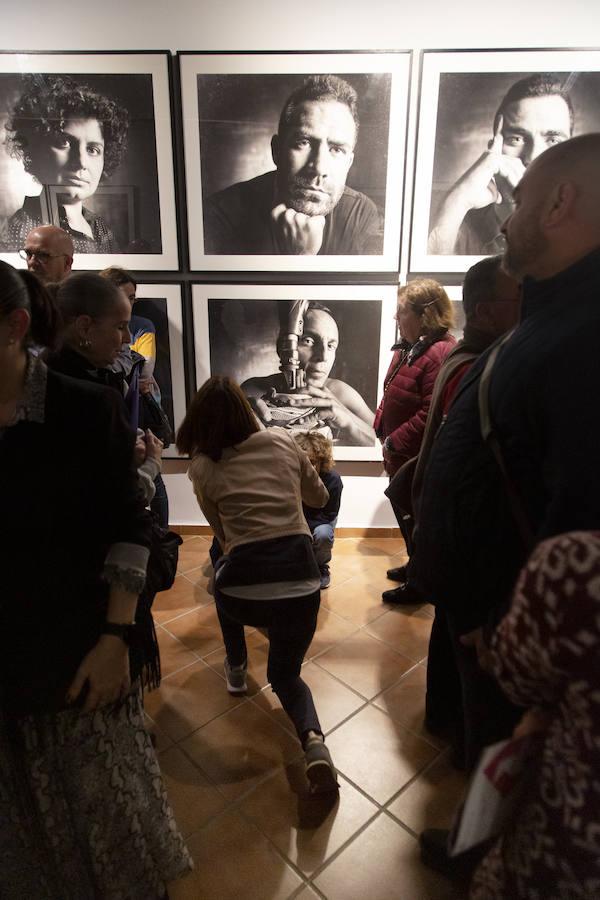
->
[[148, 536, 468, 900]]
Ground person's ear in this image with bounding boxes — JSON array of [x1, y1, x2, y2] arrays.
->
[[271, 134, 280, 167], [7, 307, 30, 344], [346, 150, 355, 171], [64, 255, 73, 275], [74, 314, 93, 340], [544, 180, 577, 229]]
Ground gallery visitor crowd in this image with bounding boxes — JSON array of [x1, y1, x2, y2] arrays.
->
[[1, 131, 600, 899]]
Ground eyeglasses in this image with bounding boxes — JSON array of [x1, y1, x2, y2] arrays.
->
[[18, 248, 67, 264]]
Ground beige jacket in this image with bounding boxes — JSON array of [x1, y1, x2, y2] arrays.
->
[[188, 427, 329, 554]]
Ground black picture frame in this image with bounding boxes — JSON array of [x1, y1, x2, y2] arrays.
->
[[0, 51, 179, 270]]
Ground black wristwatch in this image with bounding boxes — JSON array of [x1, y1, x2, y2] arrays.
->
[[101, 621, 136, 645]]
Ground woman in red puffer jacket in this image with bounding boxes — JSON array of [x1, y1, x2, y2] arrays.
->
[[374, 279, 456, 585]]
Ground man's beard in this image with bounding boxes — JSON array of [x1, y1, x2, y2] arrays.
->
[[283, 178, 344, 217], [503, 209, 548, 279]]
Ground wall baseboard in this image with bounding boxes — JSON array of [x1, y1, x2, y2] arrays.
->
[[171, 525, 402, 538]]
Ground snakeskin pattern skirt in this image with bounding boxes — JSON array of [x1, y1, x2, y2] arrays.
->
[[0, 688, 192, 899]]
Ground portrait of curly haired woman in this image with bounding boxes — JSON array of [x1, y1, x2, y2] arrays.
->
[[3, 74, 130, 253]]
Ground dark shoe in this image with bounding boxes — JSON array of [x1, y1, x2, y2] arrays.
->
[[305, 737, 339, 794], [382, 583, 424, 605], [224, 657, 248, 694], [386, 565, 408, 583], [420, 828, 486, 882], [319, 565, 331, 589]]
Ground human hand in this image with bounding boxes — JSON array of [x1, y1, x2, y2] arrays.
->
[[143, 429, 163, 463], [134, 431, 147, 467], [460, 627, 494, 674], [66, 634, 130, 712], [270, 204, 326, 255], [452, 116, 526, 212], [286, 386, 351, 431], [248, 395, 272, 428], [139, 377, 154, 395]]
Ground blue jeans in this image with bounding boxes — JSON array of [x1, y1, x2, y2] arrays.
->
[[215, 588, 322, 744], [312, 518, 337, 568]]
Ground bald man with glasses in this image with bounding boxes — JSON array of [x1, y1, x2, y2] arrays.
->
[[20, 225, 74, 284]]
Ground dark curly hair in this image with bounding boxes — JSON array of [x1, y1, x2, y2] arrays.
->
[[5, 74, 129, 180]]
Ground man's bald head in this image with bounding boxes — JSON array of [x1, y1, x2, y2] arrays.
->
[[23, 225, 74, 284], [502, 133, 600, 280]]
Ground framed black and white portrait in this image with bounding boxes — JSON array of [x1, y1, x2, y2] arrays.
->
[[134, 283, 186, 457], [410, 48, 600, 272], [180, 52, 411, 273], [0, 52, 179, 270], [192, 283, 397, 460]]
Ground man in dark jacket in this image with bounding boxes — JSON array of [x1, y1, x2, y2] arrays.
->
[[413, 132, 600, 772]]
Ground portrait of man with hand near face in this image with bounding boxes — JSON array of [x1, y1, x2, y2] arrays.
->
[[428, 73, 573, 256], [202, 74, 383, 257], [410, 51, 600, 271]]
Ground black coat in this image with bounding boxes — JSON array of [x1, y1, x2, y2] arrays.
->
[[414, 248, 600, 632], [0, 367, 151, 717]]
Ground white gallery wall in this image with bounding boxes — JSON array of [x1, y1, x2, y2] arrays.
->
[[4, 0, 596, 527]]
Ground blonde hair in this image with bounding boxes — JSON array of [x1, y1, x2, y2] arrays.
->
[[294, 431, 335, 473], [398, 279, 454, 335]]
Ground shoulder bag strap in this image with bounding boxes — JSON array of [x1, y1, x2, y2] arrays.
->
[[478, 329, 534, 550]]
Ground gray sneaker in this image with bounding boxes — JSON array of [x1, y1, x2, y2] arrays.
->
[[305, 737, 339, 794], [224, 658, 247, 694], [319, 565, 331, 589]]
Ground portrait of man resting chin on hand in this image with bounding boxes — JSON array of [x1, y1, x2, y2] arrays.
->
[[203, 74, 383, 256]]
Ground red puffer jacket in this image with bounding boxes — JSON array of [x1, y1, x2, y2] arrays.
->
[[374, 333, 456, 475]]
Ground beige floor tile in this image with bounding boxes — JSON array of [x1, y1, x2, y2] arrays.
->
[[301, 663, 366, 734], [352, 553, 410, 580], [372, 664, 444, 747], [180, 563, 213, 592], [156, 625, 200, 677], [360, 537, 407, 556], [313, 630, 413, 700], [328, 554, 372, 582], [292, 887, 321, 899], [176, 537, 211, 574], [239, 760, 377, 876], [329, 538, 360, 557], [366, 607, 433, 662], [143, 660, 244, 743], [144, 711, 173, 753], [387, 751, 468, 834], [163, 602, 225, 657], [204, 629, 271, 696], [181, 701, 302, 802], [169, 810, 303, 900], [252, 662, 365, 737], [321, 578, 390, 627], [313, 811, 460, 900], [153, 573, 212, 624], [159, 745, 228, 837], [305, 606, 359, 659], [324, 705, 438, 805]]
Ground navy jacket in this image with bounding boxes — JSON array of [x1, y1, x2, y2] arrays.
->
[[304, 469, 343, 530], [413, 248, 600, 632]]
